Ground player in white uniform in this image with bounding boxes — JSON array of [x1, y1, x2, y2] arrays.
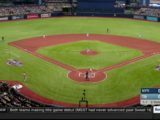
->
[[43, 35, 46, 39], [22, 72, 28, 82], [86, 33, 89, 37]]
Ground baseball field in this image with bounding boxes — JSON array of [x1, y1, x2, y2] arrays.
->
[[0, 17, 160, 107]]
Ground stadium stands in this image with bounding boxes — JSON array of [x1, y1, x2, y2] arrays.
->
[[0, 5, 55, 17], [0, 82, 55, 107], [0, 0, 159, 21], [0, 0, 72, 17], [134, 7, 160, 17]]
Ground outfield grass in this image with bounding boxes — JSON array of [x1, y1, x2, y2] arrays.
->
[[0, 17, 160, 43], [37, 40, 142, 69], [0, 17, 160, 104]]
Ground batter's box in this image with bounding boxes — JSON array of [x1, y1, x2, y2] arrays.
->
[[79, 72, 96, 78]]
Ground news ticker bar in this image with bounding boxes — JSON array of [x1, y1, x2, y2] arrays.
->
[[0, 107, 152, 113]]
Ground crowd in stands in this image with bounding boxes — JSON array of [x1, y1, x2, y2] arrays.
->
[[114, 1, 126, 8], [0, 82, 55, 107], [0, 0, 73, 17], [0, 5, 55, 17], [47, 3, 71, 12], [1, 1, 160, 18], [134, 7, 160, 17]]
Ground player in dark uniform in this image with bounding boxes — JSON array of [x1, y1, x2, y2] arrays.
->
[[107, 28, 109, 33], [85, 71, 89, 80], [1, 36, 4, 42]]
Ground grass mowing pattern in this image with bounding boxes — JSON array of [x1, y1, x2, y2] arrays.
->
[[37, 40, 143, 69], [0, 17, 160, 104]]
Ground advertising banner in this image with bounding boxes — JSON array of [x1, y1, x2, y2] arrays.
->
[[27, 14, 39, 19], [133, 15, 145, 20], [12, 15, 24, 20], [0, 17, 8, 21], [40, 13, 51, 18], [146, 16, 158, 21]]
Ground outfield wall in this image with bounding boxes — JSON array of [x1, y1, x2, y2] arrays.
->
[[133, 15, 160, 22], [0, 12, 160, 22]]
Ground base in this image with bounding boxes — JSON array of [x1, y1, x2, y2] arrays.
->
[[68, 69, 106, 83]]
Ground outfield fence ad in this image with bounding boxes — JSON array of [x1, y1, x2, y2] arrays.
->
[[27, 14, 39, 19], [0, 13, 160, 22], [11, 15, 25, 20], [41, 13, 51, 18], [0, 16, 9, 21], [146, 16, 159, 21]]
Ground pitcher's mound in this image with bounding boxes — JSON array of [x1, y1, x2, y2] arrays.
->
[[80, 49, 98, 56]]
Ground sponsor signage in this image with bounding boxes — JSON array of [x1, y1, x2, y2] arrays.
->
[[146, 16, 158, 22], [27, 14, 39, 19], [12, 15, 24, 20], [0, 17, 8, 21], [41, 13, 51, 18], [133, 15, 145, 20]]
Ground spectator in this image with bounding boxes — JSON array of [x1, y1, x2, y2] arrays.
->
[[134, 7, 160, 17]]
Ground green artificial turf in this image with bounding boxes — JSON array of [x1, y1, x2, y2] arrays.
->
[[0, 17, 160, 104], [37, 40, 142, 69]]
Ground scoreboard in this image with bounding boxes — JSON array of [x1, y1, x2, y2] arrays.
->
[[141, 88, 160, 106]]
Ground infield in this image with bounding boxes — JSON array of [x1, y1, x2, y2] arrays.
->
[[0, 17, 160, 107], [37, 40, 142, 69]]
